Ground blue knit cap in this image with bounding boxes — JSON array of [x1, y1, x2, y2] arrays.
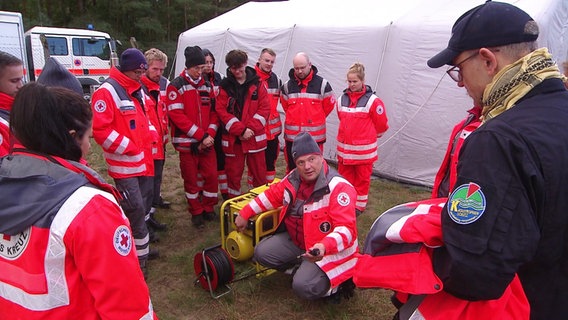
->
[[120, 48, 148, 72]]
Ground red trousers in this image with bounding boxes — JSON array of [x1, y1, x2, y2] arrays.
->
[[338, 162, 373, 212], [226, 143, 266, 198], [179, 148, 218, 215]]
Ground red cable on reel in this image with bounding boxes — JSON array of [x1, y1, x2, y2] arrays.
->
[[194, 246, 234, 292]]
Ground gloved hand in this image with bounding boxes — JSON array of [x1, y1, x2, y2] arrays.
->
[[191, 143, 200, 155]]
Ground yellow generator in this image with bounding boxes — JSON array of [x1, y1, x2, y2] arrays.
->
[[194, 181, 281, 298]]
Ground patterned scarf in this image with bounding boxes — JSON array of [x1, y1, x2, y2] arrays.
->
[[481, 48, 564, 122]]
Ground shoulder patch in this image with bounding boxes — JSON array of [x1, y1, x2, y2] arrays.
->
[[337, 192, 350, 206], [168, 91, 177, 100], [0, 228, 31, 260], [447, 182, 486, 224], [93, 100, 107, 113], [376, 105, 384, 115], [113, 225, 132, 256]]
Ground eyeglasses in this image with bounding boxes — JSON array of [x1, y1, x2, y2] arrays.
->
[[133, 69, 146, 76], [446, 51, 479, 82]]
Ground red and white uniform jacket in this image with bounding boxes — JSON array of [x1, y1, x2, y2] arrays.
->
[[166, 72, 217, 153], [280, 65, 335, 143], [431, 106, 482, 198], [203, 70, 224, 97], [255, 64, 282, 140], [0, 152, 156, 319], [354, 198, 529, 320], [216, 66, 270, 154], [141, 75, 170, 159], [0, 92, 14, 157], [336, 86, 389, 165], [91, 67, 157, 179], [239, 162, 358, 288]]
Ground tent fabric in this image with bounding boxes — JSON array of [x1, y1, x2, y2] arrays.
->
[[175, 0, 568, 186]]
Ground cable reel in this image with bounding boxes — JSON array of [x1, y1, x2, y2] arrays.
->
[[193, 245, 235, 299]]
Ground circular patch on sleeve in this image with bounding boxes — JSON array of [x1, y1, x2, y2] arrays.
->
[[113, 225, 132, 256], [447, 183, 486, 224], [93, 100, 107, 113], [376, 105, 385, 115], [319, 221, 332, 233], [337, 192, 351, 206], [168, 91, 177, 100], [0, 228, 31, 260]]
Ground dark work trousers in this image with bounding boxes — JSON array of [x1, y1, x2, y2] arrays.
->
[[254, 232, 331, 300], [114, 176, 154, 262], [152, 159, 165, 206], [265, 137, 280, 182]]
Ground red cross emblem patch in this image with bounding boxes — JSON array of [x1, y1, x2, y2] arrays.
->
[[337, 192, 350, 206]]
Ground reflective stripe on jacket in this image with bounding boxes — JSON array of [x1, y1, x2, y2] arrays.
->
[[91, 67, 156, 179], [166, 72, 217, 153], [239, 162, 358, 288], [280, 66, 335, 143], [255, 64, 282, 140], [336, 86, 389, 165]]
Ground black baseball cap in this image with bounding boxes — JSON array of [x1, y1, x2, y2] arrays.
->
[[427, 1, 539, 68]]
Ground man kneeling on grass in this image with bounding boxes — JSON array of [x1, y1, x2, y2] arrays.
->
[[235, 132, 358, 301]]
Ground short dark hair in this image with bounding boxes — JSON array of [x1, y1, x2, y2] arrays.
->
[[0, 51, 23, 73], [260, 48, 276, 57], [10, 83, 92, 161], [225, 49, 248, 68]]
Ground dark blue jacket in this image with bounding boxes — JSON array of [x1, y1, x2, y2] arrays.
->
[[434, 78, 568, 320]]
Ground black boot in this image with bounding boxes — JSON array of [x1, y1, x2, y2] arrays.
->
[[148, 225, 160, 243], [139, 259, 148, 280], [203, 211, 216, 222], [153, 197, 171, 209], [147, 207, 167, 231], [148, 247, 160, 260]]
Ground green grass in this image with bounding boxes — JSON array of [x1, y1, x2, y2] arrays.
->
[[87, 142, 432, 320]]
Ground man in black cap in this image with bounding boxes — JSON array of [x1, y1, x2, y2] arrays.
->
[[91, 48, 159, 278], [427, 2, 568, 319], [235, 132, 358, 302], [166, 46, 218, 229]]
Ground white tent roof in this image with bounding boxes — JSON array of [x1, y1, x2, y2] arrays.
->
[[175, 0, 568, 186]]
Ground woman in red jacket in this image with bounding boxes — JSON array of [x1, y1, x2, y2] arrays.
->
[[336, 63, 389, 215]]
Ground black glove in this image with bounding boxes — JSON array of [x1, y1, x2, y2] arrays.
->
[[191, 143, 199, 155]]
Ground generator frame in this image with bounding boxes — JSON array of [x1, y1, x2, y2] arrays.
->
[[220, 182, 281, 276]]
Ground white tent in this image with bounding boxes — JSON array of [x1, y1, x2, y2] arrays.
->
[[175, 0, 568, 186]]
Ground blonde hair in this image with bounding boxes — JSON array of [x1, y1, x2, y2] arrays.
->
[[347, 62, 365, 81], [144, 48, 168, 65]]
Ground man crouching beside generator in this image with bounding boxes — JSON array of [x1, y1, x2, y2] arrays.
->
[[235, 132, 358, 301]]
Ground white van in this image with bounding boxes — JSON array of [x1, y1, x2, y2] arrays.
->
[[0, 11, 29, 82], [25, 26, 113, 94]]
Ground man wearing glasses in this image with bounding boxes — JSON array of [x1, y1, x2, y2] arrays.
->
[[91, 48, 159, 278], [427, 1, 568, 319]]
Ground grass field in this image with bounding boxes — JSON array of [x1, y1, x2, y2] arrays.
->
[[87, 143, 432, 320]]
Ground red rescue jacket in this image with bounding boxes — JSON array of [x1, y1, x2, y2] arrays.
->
[[91, 67, 157, 179], [336, 86, 389, 165], [240, 162, 358, 288], [354, 198, 529, 320]]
